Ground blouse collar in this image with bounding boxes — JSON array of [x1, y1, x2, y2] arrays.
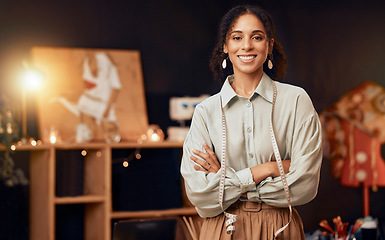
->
[[220, 72, 275, 108]]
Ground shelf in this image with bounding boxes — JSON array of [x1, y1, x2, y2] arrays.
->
[[26, 140, 191, 240], [109, 141, 184, 149], [55, 195, 105, 204], [111, 207, 197, 219], [0, 143, 51, 151], [2, 140, 184, 151]]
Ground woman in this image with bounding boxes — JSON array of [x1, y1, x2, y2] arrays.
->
[[180, 5, 323, 240]]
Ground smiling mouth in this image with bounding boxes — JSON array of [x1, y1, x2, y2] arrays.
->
[[238, 55, 257, 62]]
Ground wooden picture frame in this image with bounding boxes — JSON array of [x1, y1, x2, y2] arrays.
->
[[31, 47, 148, 143]]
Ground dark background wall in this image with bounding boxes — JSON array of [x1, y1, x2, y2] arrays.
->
[[1, 0, 385, 237]]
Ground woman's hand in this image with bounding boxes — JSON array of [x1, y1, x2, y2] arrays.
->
[[250, 160, 291, 184], [190, 143, 221, 173], [271, 160, 291, 177]]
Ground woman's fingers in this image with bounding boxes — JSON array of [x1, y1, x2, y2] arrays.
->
[[203, 142, 214, 154], [190, 143, 220, 173], [203, 143, 218, 161], [190, 154, 211, 171]]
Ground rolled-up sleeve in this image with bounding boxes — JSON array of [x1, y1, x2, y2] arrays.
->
[[180, 104, 256, 218]]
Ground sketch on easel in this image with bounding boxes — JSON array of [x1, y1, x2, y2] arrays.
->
[[31, 47, 148, 143]]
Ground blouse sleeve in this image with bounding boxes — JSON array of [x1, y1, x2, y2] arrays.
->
[[180, 104, 257, 218], [248, 92, 323, 207]]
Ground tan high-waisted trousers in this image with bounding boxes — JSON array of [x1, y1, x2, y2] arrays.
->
[[199, 201, 305, 240]]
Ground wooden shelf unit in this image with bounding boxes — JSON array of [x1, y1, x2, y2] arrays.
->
[[110, 207, 197, 219], [6, 141, 196, 240]]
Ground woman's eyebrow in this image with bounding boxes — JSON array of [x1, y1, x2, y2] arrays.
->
[[253, 30, 265, 34], [230, 30, 266, 35]]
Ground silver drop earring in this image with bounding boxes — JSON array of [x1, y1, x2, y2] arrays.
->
[[222, 58, 227, 69]]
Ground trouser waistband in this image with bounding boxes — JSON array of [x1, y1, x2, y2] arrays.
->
[[229, 200, 279, 212]]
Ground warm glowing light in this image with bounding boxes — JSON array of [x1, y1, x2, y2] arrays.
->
[[151, 133, 160, 141], [6, 122, 13, 134], [45, 127, 60, 144], [19, 64, 45, 145], [10, 145, 16, 151], [81, 150, 87, 156], [123, 161, 129, 167], [146, 124, 164, 142], [135, 153, 141, 159], [22, 69, 44, 90]]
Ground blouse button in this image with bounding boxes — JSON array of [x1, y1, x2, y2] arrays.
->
[[249, 153, 254, 158], [247, 127, 252, 133], [247, 102, 251, 107]]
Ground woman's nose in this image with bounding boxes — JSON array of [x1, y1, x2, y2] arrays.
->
[[242, 39, 253, 50]]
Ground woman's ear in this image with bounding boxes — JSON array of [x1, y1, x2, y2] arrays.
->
[[269, 38, 275, 54], [223, 44, 228, 54]]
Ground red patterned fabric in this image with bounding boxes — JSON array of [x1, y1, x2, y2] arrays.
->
[[321, 80, 385, 188]]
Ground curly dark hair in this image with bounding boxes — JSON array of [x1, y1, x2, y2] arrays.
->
[[209, 5, 287, 81]]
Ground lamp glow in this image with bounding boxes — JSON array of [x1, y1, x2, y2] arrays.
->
[[19, 63, 45, 145], [23, 70, 44, 89]]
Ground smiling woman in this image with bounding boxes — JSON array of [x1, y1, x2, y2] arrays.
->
[[223, 13, 273, 97], [209, 5, 287, 84], [181, 4, 323, 240], [225, 16, 270, 71]]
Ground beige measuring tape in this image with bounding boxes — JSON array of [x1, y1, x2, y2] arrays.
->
[[218, 80, 292, 238]]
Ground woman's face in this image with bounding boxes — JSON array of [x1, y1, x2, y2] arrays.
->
[[224, 13, 273, 77]]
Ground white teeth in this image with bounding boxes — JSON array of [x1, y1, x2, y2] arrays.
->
[[239, 55, 256, 60]]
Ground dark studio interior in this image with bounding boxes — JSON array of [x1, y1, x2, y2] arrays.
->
[[1, 0, 385, 239]]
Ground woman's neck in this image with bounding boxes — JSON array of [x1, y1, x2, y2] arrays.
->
[[231, 71, 263, 98]]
